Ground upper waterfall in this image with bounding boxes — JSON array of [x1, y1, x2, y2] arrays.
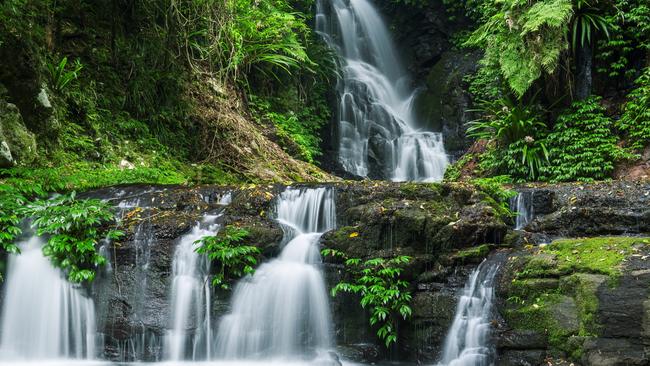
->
[[316, 0, 449, 182]]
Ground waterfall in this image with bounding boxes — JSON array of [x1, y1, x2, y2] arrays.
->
[[166, 215, 221, 360], [166, 192, 233, 360], [510, 191, 534, 230], [0, 235, 96, 361], [215, 187, 335, 360], [316, 0, 448, 181], [438, 261, 498, 366]]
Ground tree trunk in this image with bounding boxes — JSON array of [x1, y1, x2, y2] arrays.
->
[[575, 41, 593, 100]]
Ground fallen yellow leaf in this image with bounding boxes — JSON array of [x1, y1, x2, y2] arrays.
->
[[349, 232, 359, 238]]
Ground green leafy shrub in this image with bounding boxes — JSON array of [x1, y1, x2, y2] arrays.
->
[[596, 0, 649, 78], [472, 176, 517, 219], [321, 249, 412, 347], [469, 96, 550, 180], [24, 192, 122, 283], [249, 93, 328, 163], [0, 179, 53, 255], [617, 68, 650, 150], [47, 56, 83, 92], [544, 96, 632, 181], [0, 185, 29, 254], [195, 226, 260, 289]]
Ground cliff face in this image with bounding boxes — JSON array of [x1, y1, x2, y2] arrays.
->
[[71, 181, 650, 364]]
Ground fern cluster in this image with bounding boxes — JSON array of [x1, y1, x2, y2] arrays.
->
[[466, 0, 572, 97]]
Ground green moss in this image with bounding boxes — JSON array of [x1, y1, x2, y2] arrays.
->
[[546, 237, 649, 278], [398, 182, 444, 197], [507, 293, 570, 341], [453, 244, 490, 262], [517, 253, 569, 278], [509, 277, 559, 299], [1, 161, 242, 193], [506, 237, 650, 361], [332, 226, 361, 241], [559, 273, 606, 337]]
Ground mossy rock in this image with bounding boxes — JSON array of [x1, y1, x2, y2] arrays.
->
[[0, 101, 37, 165], [509, 278, 560, 299], [449, 244, 491, 264]]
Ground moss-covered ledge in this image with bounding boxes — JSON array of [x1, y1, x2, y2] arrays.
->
[[497, 237, 650, 364]]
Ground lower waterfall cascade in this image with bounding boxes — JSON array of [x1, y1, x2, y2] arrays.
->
[[0, 234, 96, 361], [215, 187, 335, 360], [437, 261, 499, 366]]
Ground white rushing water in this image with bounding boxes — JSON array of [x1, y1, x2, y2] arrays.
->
[[167, 216, 223, 361], [438, 262, 498, 366], [510, 192, 535, 230], [0, 235, 96, 361], [215, 187, 335, 360], [166, 192, 233, 361], [316, 0, 448, 181]]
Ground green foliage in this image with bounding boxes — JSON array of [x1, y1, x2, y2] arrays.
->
[[617, 68, 650, 150], [195, 226, 260, 289], [544, 96, 633, 181], [249, 90, 329, 163], [469, 96, 550, 180], [466, 0, 572, 96], [571, 0, 611, 50], [596, 0, 649, 78], [0, 185, 30, 254], [47, 56, 83, 92], [472, 176, 517, 218], [322, 249, 413, 348], [168, 0, 312, 83], [468, 96, 547, 145], [23, 192, 122, 283], [443, 153, 475, 181]]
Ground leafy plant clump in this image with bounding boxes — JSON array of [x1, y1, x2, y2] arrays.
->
[[47, 56, 83, 93], [465, 0, 573, 97], [24, 192, 123, 283], [617, 67, 650, 150], [0, 185, 30, 254], [544, 96, 633, 181], [195, 226, 261, 289], [469, 96, 550, 180], [472, 176, 517, 219], [321, 249, 413, 347]]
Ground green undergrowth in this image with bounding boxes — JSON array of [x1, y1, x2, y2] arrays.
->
[[505, 236, 650, 360], [1, 162, 241, 193]]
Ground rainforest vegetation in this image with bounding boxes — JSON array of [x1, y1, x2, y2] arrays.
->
[[0, 0, 648, 280], [0, 1, 649, 363]]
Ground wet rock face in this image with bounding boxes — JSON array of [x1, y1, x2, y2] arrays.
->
[[320, 182, 509, 363], [88, 184, 303, 360], [83, 181, 650, 364], [521, 182, 650, 237], [496, 237, 650, 366], [371, 0, 479, 159], [324, 183, 507, 259], [0, 100, 37, 166]]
